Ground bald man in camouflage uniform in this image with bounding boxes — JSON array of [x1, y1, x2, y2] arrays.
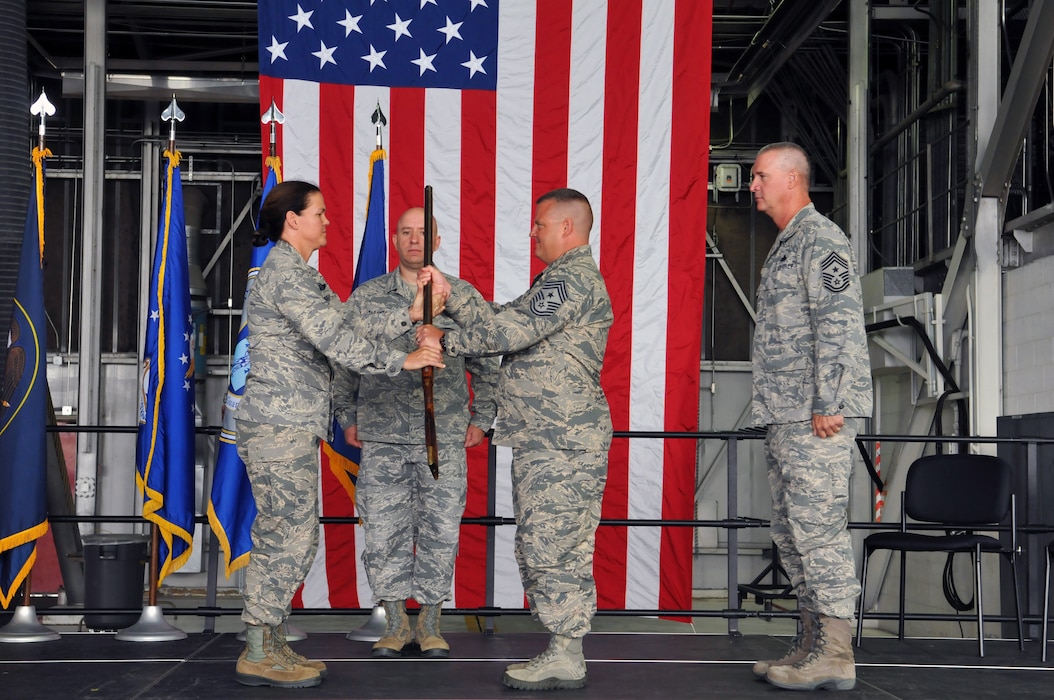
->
[[334, 207, 499, 659], [748, 143, 873, 692], [418, 188, 612, 692]]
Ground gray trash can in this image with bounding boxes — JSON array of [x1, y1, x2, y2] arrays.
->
[[82, 534, 149, 630]]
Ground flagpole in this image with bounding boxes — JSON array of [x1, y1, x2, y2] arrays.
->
[[262, 98, 285, 163], [346, 103, 391, 643], [0, 89, 60, 644], [117, 95, 188, 644]]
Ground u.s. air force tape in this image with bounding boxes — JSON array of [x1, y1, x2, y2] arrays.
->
[[820, 251, 851, 293], [530, 280, 568, 316]]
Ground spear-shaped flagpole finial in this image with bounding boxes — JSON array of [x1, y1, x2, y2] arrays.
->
[[30, 89, 56, 152], [371, 101, 387, 150], [161, 94, 186, 152], [261, 99, 286, 158]]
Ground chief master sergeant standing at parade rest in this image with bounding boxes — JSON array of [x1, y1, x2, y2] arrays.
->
[[418, 187, 612, 692], [334, 206, 499, 659], [748, 142, 873, 692]]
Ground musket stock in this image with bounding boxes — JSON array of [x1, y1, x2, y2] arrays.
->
[[422, 185, 439, 479]]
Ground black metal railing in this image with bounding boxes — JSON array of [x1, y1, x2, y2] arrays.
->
[[37, 425, 1054, 637]]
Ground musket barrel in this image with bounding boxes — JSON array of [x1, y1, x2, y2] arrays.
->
[[422, 185, 440, 479]]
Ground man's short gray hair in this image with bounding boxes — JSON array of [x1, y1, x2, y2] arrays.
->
[[757, 142, 811, 188]]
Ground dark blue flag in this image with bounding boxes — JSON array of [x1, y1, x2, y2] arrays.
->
[[353, 150, 387, 289], [207, 162, 279, 577], [0, 148, 51, 608], [135, 150, 196, 584], [323, 147, 387, 504]]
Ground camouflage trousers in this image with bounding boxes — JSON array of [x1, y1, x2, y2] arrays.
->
[[237, 420, 321, 627], [356, 442, 467, 605], [511, 448, 608, 638], [765, 420, 862, 620]]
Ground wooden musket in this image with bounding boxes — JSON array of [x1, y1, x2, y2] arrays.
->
[[422, 185, 440, 479]]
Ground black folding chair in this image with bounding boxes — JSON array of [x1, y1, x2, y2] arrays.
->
[[855, 453, 1023, 657]]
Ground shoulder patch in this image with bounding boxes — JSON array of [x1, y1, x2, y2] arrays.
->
[[820, 251, 851, 293], [529, 280, 568, 317]]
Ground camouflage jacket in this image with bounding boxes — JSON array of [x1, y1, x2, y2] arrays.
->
[[751, 204, 874, 425], [333, 271, 499, 445], [442, 245, 613, 451], [237, 240, 409, 441]]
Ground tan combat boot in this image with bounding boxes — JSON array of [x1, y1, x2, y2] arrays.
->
[[371, 600, 413, 658], [235, 624, 321, 688], [415, 604, 450, 658], [272, 621, 328, 678], [765, 615, 856, 691], [502, 634, 587, 691], [752, 609, 817, 677]]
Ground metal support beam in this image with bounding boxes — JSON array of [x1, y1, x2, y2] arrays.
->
[[972, 197, 1003, 439], [847, 0, 869, 272], [202, 189, 259, 279], [962, 1, 1002, 442], [720, 0, 841, 107], [978, 0, 1054, 198], [940, 0, 1005, 370], [74, 0, 106, 535], [869, 81, 964, 157], [61, 72, 259, 103], [138, 119, 160, 432], [706, 232, 756, 324], [1004, 202, 1054, 234]]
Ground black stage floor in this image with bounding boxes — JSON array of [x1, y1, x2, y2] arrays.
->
[[2, 631, 1053, 699]]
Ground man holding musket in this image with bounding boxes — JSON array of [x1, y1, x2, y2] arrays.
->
[[418, 188, 612, 691], [335, 207, 498, 659]]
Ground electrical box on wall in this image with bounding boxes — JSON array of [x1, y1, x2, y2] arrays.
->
[[714, 163, 741, 192]]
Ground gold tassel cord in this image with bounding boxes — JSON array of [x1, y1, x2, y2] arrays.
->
[[31, 147, 51, 262]]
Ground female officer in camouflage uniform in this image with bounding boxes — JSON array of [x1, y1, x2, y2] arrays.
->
[[234, 180, 444, 689]]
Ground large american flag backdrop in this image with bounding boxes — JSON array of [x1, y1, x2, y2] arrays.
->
[[258, 0, 711, 614]]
